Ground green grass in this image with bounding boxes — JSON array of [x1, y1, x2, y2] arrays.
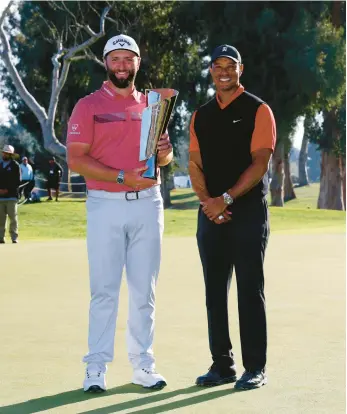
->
[[14, 183, 345, 240], [280, 183, 323, 209]]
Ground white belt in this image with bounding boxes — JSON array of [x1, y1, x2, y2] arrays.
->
[[88, 185, 160, 201]]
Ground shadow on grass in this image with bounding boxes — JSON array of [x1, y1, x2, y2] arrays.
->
[[0, 384, 238, 414], [170, 191, 196, 202], [170, 199, 200, 210]]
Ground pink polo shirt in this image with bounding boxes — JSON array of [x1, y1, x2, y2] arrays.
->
[[67, 81, 159, 192]]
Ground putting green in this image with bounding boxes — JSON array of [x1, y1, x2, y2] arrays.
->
[[0, 233, 345, 413]]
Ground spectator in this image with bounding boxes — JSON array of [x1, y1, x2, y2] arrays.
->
[[0, 144, 21, 243], [20, 156, 35, 201], [46, 156, 63, 201]]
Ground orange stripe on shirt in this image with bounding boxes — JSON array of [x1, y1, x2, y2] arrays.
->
[[251, 104, 276, 153]]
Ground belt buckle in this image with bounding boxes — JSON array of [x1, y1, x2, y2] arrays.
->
[[125, 191, 139, 201]]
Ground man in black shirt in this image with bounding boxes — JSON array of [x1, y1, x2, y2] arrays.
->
[[189, 44, 276, 390], [46, 156, 63, 201]]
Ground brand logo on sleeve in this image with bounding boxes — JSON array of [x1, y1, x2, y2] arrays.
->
[[69, 123, 80, 135]]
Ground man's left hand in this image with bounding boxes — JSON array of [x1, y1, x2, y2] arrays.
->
[[157, 133, 173, 159], [201, 196, 226, 220]]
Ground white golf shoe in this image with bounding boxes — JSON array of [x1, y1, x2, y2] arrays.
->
[[83, 363, 107, 392], [132, 368, 167, 390]]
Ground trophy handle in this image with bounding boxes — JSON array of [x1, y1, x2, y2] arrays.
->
[[142, 153, 158, 180]]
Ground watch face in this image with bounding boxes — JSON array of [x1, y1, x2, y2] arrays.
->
[[117, 171, 124, 184], [223, 193, 233, 205]]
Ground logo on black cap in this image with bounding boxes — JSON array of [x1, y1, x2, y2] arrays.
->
[[211, 44, 242, 65]]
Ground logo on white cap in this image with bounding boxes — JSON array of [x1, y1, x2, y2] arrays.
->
[[103, 34, 140, 58]]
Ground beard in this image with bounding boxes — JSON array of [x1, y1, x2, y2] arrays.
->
[[107, 68, 135, 89]]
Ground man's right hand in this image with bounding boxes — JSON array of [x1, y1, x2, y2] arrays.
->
[[124, 167, 157, 190], [213, 210, 232, 225]]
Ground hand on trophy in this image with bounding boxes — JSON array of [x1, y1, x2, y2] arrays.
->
[[157, 133, 173, 160], [124, 166, 157, 190]]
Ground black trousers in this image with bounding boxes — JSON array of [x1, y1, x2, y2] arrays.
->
[[197, 198, 269, 372], [20, 180, 35, 199]]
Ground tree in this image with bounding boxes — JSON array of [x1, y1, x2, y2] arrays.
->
[[316, 2, 346, 210], [0, 1, 114, 158], [298, 115, 312, 187], [283, 141, 296, 202], [175, 2, 345, 206], [316, 108, 345, 210]]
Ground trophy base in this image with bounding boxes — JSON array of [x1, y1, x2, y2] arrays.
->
[[142, 155, 158, 180]]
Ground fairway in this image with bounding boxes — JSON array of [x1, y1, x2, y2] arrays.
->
[[0, 233, 345, 413]]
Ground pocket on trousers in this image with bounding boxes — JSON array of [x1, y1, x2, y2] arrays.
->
[[86, 197, 102, 214]]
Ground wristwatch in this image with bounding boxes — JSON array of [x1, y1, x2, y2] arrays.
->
[[222, 192, 234, 206], [116, 170, 125, 184]]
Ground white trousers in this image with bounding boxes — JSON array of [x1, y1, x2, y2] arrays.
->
[[83, 186, 164, 370]]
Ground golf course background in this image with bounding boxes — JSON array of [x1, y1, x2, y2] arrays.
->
[[16, 184, 346, 240]]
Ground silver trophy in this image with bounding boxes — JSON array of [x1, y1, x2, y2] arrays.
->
[[139, 88, 179, 179]]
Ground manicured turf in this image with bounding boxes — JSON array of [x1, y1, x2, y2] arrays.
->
[[0, 234, 345, 413], [0, 183, 345, 413], [15, 183, 346, 240]]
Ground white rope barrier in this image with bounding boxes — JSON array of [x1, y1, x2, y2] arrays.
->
[[33, 187, 86, 195], [35, 176, 86, 186], [15, 173, 87, 206]]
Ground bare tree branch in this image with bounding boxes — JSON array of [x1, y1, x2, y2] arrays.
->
[[82, 24, 97, 37], [47, 6, 111, 128], [60, 1, 79, 23], [105, 16, 119, 26], [1, 3, 115, 157], [38, 12, 59, 42], [64, 6, 110, 60], [85, 50, 104, 67]]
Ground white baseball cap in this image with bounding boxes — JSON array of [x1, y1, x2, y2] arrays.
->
[[2, 144, 15, 154], [103, 34, 140, 58]]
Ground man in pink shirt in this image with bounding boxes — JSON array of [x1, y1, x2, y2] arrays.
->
[[67, 34, 173, 392]]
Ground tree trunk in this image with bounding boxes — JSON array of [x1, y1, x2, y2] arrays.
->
[[342, 155, 346, 209], [318, 1, 345, 211], [317, 107, 344, 210], [160, 166, 172, 208], [317, 151, 344, 210], [59, 97, 70, 192], [284, 150, 296, 202], [298, 117, 310, 186], [270, 141, 284, 206]]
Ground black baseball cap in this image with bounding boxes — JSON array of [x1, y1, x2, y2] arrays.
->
[[211, 44, 242, 65]]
